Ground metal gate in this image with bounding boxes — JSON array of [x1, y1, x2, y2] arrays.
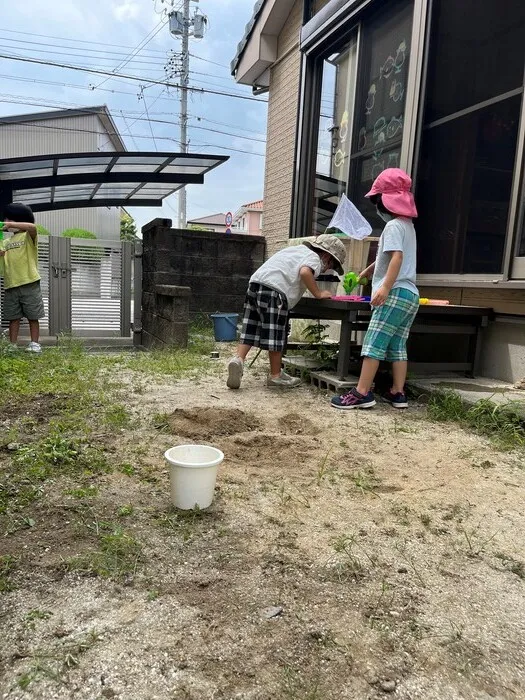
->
[[1, 237, 133, 338]]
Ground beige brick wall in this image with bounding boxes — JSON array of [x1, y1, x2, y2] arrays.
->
[[262, 0, 303, 256]]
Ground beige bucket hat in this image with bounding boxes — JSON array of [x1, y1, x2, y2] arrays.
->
[[307, 234, 346, 275]]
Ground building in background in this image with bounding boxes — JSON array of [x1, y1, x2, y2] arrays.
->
[[186, 213, 228, 232], [232, 0, 525, 384], [0, 106, 125, 240], [232, 199, 263, 235]]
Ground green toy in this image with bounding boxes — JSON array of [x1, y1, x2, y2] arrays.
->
[[343, 271, 367, 295]]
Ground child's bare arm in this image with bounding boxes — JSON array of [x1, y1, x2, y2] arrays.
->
[[299, 266, 332, 300], [359, 262, 375, 280], [371, 251, 403, 307], [4, 221, 37, 240]]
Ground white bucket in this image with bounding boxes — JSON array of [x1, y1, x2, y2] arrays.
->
[[164, 444, 224, 510]]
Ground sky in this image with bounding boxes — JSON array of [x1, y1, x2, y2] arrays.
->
[[0, 0, 266, 231]]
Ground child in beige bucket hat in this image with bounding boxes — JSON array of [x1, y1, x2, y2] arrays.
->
[[227, 234, 346, 390]]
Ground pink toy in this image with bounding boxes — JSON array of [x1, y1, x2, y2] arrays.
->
[[331, 295, 369, 302]]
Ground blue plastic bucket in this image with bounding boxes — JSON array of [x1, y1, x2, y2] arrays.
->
[[210, 313, 239, 342]]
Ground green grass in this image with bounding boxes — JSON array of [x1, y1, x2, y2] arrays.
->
[[428, 390, 525, 450], [0, 431, 111, 515], [65, 525, 142, 578], [123, 348, 214, 377], [0, 337, 218, 519]]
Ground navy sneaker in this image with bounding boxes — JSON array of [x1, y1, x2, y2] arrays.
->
[[383, 390, 408, 409], [331, 387, 376, 410]]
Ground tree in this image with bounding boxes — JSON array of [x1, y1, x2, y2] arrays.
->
[[120, 212, 138, 242]]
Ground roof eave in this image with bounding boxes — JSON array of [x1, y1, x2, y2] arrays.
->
[[231, 0, 296, 87]]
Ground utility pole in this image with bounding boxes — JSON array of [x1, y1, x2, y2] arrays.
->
[[165, 0, 206, 229], [179, 0, 190, 230]]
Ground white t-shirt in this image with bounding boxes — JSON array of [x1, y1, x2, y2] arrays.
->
[[372, 217, 418, 297], [250, 244, 322, 309]]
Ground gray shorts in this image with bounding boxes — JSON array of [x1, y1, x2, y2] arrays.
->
[[3, 281, 45, 321]]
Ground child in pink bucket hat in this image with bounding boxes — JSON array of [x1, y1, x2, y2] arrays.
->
[[365, 168, 418, 218], [332, 168, 419, 410]]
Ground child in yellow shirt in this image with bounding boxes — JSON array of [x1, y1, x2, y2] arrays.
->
[[0, 203, 44, 353]]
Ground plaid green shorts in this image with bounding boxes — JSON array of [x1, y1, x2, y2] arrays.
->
[[361, 288, 419, 362]]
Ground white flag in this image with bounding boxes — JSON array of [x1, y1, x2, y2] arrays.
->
[[327, 194, 372, 240]]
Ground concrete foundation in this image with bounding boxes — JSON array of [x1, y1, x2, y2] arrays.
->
[[480, 318, 525, 385]]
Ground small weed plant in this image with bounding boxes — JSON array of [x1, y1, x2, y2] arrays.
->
[[302, 323, 338, 368]]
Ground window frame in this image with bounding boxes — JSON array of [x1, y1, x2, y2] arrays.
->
[[507, 81, 525, 280], [291, 0, 429, 240], [294, 0, 525, 288], [411, 0, 525, 286]]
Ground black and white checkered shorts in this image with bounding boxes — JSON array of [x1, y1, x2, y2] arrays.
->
[[239, 282, 289, 352]]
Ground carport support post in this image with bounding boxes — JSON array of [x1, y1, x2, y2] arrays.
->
[[120, 241, 133, 337], [133, 240, 143, 347]]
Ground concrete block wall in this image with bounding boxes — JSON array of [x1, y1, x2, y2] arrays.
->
[[141, 219, 266, 317], [142, 284, 190, 349]]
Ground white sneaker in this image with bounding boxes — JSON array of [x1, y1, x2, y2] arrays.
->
[[267, 373, 302, 389], [26, 342, 42, 354], [227, 357, 244, 389]]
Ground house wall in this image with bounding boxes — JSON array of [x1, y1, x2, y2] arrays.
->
[[0, 114, 120, 240], [419, 285, 525, 382], [263, 0, 303, 255], [257, 0, 525, 383], [247, 210, 263, 235]]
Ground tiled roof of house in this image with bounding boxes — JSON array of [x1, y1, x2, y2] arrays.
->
[[242, 199, 264, 210]]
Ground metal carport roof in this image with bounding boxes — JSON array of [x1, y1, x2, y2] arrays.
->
[[0, 151, 229, 212]]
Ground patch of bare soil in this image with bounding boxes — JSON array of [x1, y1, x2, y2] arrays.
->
[[279, 412, 321, 436], [1, 357, 525, 700], [0, 393, 62, 423], [165, 407, 261, 439]]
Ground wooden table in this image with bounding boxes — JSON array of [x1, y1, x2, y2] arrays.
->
[[289, 298, 493, 379]]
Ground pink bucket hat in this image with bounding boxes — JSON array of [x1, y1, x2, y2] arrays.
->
[[365, 168, 418, 218]]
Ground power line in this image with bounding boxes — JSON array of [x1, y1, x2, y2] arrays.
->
[[94, 20, 168, 89], [0, 94, 266, 143], [0, 28, 171, 54], [0, 28, 231, 69], [0, 77, 266, 135], [0, 41, 169, 66], [0, 53, 267, 103], [189, 52, 228, 69], [0, 102, 266, 156]]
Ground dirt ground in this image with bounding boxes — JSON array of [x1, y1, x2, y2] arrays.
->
[[1, 356, 525, 699]]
